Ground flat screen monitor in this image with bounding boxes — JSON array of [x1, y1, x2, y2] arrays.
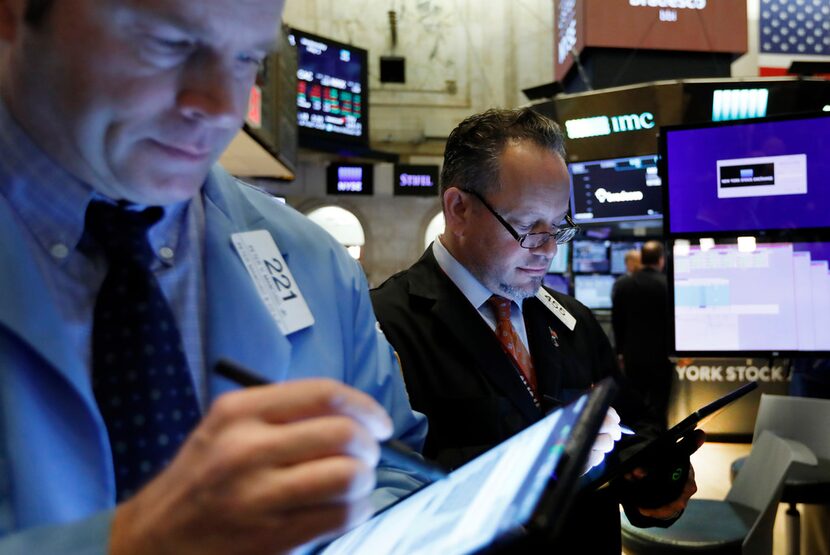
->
[[543, 274, 570, 295], [569, 154, 663, 224], [548, 242, 570, 274], [319, 383, 616, 555], [662, 113, 830, 235], [574, 274, 615, 310], [671, 239, 830, 355], [326, 163, 374, 195], [610, 241, 643, 274], [572, 240, 609, 273], [289, 28, 368, 146]]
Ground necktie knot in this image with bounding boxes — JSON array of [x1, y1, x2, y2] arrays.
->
[[487, 295, 513, 323], [85, 201, 163, 267]]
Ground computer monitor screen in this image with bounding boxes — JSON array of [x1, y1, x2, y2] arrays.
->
[[289, 29, 368, 145], [543, 274, 570, 295], [610, 241, 643, 274], [569, 154, 662, 224], [548, 242, 570, 274], [672, 239, 830, 354], [573, 240, 609, 273], [662, 113, 830, 234], [574, 274, 616, 310]]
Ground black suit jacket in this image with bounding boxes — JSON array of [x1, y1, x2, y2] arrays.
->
[[371, 247, 662, 553]]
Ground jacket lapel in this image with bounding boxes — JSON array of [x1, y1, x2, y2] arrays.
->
[[408, 249, 542, 423], [202, 171, 292, 397]]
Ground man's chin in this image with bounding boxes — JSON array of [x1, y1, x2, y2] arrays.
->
[[498, 278, 543, 301]]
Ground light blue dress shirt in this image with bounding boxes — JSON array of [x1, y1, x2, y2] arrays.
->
[[0, 99, 208, 407]]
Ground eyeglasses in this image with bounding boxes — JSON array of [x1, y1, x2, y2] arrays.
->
[[460, 188, 579, 249]]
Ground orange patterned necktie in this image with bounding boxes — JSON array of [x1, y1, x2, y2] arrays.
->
[[488, 295, 539, 404]]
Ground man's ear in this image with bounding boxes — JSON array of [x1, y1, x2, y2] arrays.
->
[[442, 187, 471, 237]]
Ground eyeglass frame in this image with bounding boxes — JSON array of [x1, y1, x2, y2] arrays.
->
[[458, 187, 580, 248]]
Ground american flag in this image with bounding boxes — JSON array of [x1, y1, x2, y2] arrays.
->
[[758, 0, 830, 75]]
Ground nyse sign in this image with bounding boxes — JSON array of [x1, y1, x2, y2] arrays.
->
[[564, 111, 655, 139]]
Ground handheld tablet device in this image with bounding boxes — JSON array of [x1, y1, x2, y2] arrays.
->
[[594, 381, 759, 503], [316, 378, 619, 555]]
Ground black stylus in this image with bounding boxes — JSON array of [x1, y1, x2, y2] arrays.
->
[[214, 359, 448, 482]]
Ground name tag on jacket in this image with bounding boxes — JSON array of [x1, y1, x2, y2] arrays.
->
[[232, 230, 314, 335]]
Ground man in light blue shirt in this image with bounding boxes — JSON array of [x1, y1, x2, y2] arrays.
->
[[0, 1, 425, 554]]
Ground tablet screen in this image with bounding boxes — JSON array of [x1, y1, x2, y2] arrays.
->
[[318, 393, 591, 555]]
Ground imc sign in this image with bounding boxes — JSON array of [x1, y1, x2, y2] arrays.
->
[[394, 164, 439, 197], [326, 163, 374, 195], [565, 111, 655, 139]]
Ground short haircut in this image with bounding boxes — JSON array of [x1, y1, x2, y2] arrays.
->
[[25, 0, 56, 26], [439, 108, 566, 199], [641, 240, 665, 266]]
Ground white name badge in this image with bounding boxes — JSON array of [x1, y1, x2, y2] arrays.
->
[[232, 230, 314, 336], [535, 288, 577, 331]]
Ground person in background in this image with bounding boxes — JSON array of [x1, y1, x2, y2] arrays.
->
[[0, 0, 425, 553], [612, 241, 672, 429], [624, 248, 642, 275], [371, 108, 699, 553]]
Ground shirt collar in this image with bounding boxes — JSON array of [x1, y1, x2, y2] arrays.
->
[[0, 98, 189, 265], [0, 98, 94, 261], [432, 236, 524, 315]]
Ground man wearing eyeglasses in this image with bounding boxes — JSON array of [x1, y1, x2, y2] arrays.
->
[[370, 108, 698, 553]]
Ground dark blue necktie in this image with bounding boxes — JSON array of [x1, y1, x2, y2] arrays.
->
[[86, 201, 200, 501]]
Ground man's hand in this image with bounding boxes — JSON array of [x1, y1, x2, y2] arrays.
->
[[630, 429, 705, 520], [110, 379, 394, 555], [633, 465, 698, 520], [582, 407, 624, 475]]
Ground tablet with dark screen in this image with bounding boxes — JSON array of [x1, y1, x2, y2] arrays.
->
[[595, 381, 759, 490]]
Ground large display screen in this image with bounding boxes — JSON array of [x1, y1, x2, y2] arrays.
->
[[662, 113, 830, 235], [570, 155, 662, 224], [672, 240, 830, 354], [574, 274, 615, 310], [289, 29, 368, 145], [573, 240, 609, 273], [610, 241, 643, 274]]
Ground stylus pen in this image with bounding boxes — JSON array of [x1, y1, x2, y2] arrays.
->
[[215, 359, 448, 482]]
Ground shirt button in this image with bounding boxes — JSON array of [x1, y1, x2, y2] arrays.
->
[[159, 246, 174, 260], [50, 243, 69, 259]]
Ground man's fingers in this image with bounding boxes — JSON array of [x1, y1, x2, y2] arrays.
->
[[592, 433, 615, 454], [208, 380, 394, 439], [237, 415, 382, 468], [250, 456, 378, 512]]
